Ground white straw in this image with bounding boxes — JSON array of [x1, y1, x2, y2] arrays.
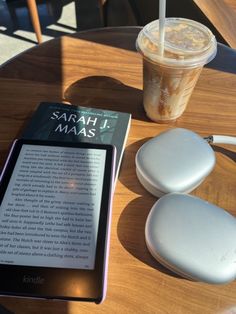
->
[[204, 135, 236, 146], [159, 0, 166, 56]]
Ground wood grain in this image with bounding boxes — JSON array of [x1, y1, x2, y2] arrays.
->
[[194, 0, 236, 48], [0, 27, 235, 314]]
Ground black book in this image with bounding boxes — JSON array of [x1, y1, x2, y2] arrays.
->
[[22, 102, 131, 182]]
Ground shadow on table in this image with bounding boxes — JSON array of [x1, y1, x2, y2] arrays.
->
[[118, 138, 151, 195], [72, 30, 236, 75], [70, 27, 141, 52], [117, 196, 183, 279], [116, 139, 184, 279], [207, 43, 236, 74], [212, 145, 236, 162], [0, 298, 68, 314], [63, 75, 148, 121], [0, 304, 14, 314]]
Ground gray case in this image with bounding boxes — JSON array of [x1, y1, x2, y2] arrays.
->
[[136, 128, 216, 197], [145, 193, 236, 284]]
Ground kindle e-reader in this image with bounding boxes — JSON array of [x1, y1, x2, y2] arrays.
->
[[0, 139, 116, 303]]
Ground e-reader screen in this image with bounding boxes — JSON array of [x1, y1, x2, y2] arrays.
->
[[0, 139, 115, 302]]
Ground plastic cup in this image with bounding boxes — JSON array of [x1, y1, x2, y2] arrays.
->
[[136, 18, 217, 123]]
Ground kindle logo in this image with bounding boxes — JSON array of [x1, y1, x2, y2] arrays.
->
[[22, 275, 45, 285]]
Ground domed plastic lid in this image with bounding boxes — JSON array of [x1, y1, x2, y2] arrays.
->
[[136, 18, 217, 67], [145, 193, 236, 284]]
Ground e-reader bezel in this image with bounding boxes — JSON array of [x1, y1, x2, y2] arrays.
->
[[0, 139, 115, 303]]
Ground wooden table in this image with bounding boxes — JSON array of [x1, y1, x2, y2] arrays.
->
[[0, 27, 235, 314], [194, 0, 236, 48]]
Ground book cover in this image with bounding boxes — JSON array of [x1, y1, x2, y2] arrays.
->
[[22, 102, 131, 181]]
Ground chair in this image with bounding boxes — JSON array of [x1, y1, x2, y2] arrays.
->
[[5, 0, 107, 44], [26, 0, 42, 43], [5, 0, 42, 44], [27, 0, 107, 43]]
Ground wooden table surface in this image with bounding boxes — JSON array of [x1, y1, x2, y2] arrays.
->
[[194, 0, 236, 48], [0, 27, 236, 314]]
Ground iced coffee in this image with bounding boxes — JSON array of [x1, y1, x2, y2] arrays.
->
[[136, 18, 217, 123]]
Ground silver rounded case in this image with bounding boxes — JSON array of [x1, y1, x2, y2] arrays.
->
[[145, 193, 236, 284], [135, 128, 216, 197]]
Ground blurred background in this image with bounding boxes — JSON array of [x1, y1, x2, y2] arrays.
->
[[0, 0, 230, 65]]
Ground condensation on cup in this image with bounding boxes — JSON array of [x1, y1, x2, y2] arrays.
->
[[136, 18, 217, 123]]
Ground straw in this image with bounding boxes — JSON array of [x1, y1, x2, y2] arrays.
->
[[159, 0, 166, 56]]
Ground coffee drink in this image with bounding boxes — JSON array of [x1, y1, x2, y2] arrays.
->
[[136, 18, 217, 122]]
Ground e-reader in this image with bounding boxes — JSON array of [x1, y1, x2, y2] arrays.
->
[[0, 139, 116, 303]]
